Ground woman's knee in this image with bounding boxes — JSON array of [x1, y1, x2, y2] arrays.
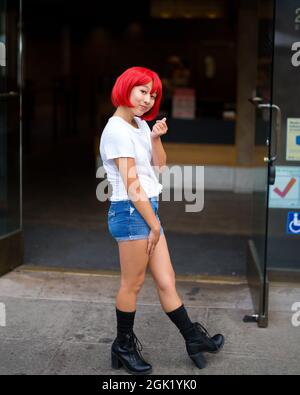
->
[[156, 273, 176, 294], [120, 274, 145, 295]]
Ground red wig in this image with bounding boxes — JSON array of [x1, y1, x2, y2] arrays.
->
[[111, 66, 162, 121]]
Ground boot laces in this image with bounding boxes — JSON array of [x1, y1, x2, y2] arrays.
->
[[128, 331, 143, 356]]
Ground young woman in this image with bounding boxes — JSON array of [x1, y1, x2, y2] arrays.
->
[[99, 66, 224, 375]]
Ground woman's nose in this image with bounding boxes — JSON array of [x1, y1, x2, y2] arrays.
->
[[144, 95, 150, 104]]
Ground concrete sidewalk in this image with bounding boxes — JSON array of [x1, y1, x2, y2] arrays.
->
[[0, 267, 300, 375]]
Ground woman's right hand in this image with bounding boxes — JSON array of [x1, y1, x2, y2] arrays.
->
[[147, 226, 161, 257]]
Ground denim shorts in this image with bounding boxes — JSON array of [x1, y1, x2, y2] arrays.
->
[[107, 196, 164, 242]]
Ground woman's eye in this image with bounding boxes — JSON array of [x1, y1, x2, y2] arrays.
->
[[141, 90, 147, 94]]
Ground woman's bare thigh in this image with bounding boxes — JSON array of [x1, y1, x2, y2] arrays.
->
[[117, 239, 150, 284]]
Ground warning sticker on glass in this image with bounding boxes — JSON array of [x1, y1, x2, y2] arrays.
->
[[286, 212, 300, 234], [286, 118, 300, 161], [269, 166, 300, 208]]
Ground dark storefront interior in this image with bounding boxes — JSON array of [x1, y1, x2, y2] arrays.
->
[[23, 0, 238, 146], [21, 0, 258, 278]]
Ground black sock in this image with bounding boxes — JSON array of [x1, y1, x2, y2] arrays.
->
[[166, 304, 194, 339], [116, 308, 136, 339]]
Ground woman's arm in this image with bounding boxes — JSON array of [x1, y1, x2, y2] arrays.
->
[[151, 136, 167, 171], [114, 157, 160, 231], [114, 156, 161, 256], [150, 118, 168, 172]]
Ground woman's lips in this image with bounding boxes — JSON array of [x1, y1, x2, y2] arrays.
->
[[140, 105, 148, 111]]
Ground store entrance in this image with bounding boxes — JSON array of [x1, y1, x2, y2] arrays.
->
[[20, 0, 250, 279], [1, 1, 275, 290]]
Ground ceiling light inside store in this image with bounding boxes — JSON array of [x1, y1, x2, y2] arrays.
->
[[151, 0, 227, 19], [160, 12, 172, 19]]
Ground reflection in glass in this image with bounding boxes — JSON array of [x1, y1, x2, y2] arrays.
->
[[0, 0, 21, 236]]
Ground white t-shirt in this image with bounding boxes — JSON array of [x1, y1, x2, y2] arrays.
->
[[99, 115, 163, 201]]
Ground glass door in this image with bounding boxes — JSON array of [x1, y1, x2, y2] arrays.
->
[[0, 0, 23, 276], [245, 0, 278, 328]]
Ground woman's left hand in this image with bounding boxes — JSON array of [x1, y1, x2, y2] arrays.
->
[[151, 117, 168, 139]]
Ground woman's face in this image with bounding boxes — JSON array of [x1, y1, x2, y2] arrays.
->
[[129, 80, 157, 116]]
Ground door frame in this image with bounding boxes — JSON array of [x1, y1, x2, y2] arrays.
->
[[0, 0, 23, 276]]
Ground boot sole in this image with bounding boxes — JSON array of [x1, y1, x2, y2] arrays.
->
[[111, 351, 152, 375]]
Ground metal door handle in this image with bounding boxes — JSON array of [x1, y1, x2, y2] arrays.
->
[[257, 103, 280, 163], [248, 96, 263, 105], [249, 97, 281, 163]]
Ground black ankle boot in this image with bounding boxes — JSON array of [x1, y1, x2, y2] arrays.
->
[[184, 322, 225, 369], [111, 331, 152, 375]]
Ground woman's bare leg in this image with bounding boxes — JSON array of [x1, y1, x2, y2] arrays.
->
[[148, 234, 183, 312], [116, 239, 149, 312]]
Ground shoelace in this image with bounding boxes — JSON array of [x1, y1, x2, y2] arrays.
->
[[128, 331, 143, 356]]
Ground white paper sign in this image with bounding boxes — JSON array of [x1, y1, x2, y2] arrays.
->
[[286, 118, 300, 161], [172, 88, 196, 120]]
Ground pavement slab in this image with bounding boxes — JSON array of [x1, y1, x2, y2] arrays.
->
[[0, 268, 300, 375]]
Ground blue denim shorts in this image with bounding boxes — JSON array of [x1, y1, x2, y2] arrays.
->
[[107, 196, 164, 242]]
